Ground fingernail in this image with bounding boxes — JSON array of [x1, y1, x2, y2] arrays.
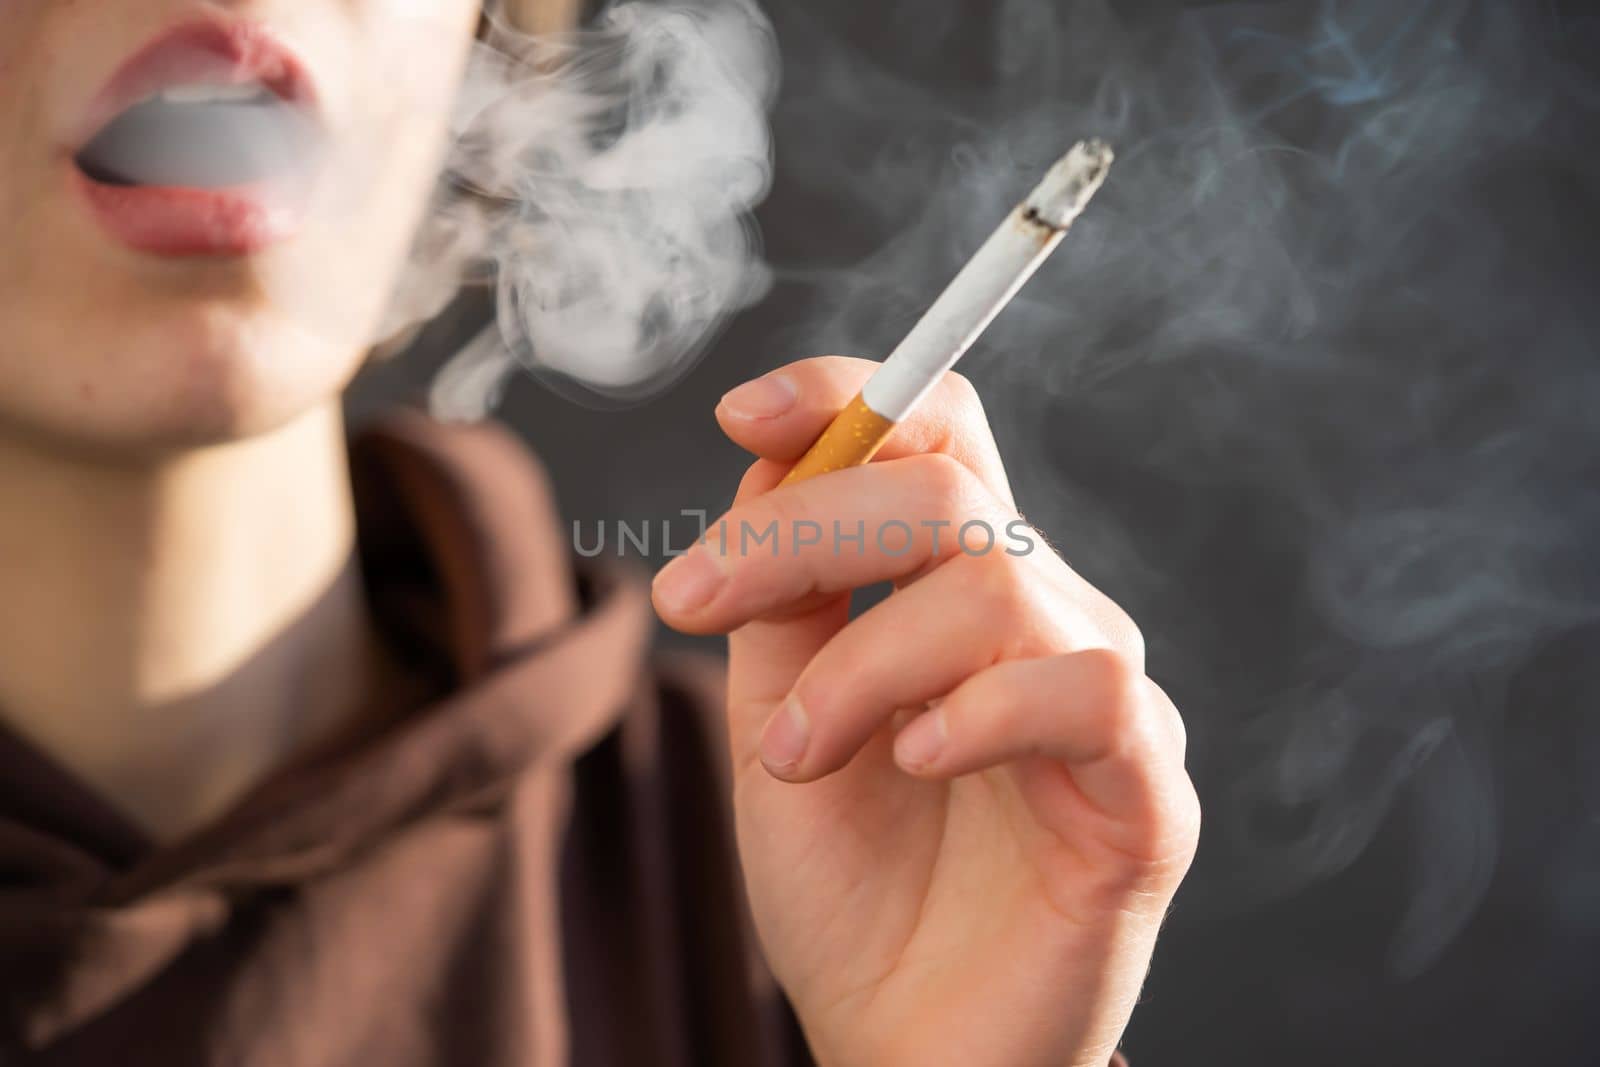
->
[[653, 547, 727, 615], [760, 696, 811, 776], [894, 709, 947, 771], [720, 374, 798, 420]]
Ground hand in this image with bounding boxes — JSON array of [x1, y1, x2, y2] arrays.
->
[[652, 357, 1200, 1067]]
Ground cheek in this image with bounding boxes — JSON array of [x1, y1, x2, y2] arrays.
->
[[0, 13, 36, 213], [261, 2, 479, 342], [0, 9, 20, 79]]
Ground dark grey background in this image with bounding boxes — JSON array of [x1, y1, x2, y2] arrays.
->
[[351, 1, 1600, 1063]]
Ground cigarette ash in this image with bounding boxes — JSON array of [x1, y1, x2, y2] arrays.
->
[[1025, 138, 1114, 230]]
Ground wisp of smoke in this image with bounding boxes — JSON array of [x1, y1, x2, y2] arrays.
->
[[383, 0, 779, 415]]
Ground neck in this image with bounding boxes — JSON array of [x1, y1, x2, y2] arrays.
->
[[0, 403, 392, 842]]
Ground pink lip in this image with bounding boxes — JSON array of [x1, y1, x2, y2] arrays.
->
[[71, 171, 307, 257], [79, 17, 319, 148], [72, 16, 322, 258]]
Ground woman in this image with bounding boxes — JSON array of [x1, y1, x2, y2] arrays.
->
[[0, 1, 1199, 1064]]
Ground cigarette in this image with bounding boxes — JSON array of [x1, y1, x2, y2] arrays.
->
[[779, 139, 1114, 486]]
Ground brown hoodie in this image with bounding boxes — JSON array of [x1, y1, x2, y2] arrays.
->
[[0, 410, 1130, 1067], [0, 410, 811, 1066]]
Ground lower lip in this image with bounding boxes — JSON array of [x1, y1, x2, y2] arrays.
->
[[70, 168, 307, 257]]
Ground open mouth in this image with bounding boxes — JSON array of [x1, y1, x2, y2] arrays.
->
[[76, 82, 322, 190], [71, 18, 327, 256]]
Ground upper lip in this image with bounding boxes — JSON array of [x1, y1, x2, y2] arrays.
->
[[76, 15, 321, 150]]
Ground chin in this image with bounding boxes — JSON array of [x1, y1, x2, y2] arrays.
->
[[0, 298, 368, 459], [126, 306, 369, 451]]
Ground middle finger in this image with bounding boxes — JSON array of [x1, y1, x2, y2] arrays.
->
[[758, 549, 1090, 781]]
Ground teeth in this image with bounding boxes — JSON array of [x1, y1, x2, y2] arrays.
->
[[154, 83, 274, 106]]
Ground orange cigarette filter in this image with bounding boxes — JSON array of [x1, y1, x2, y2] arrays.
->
[[779, 392, 898, 486]]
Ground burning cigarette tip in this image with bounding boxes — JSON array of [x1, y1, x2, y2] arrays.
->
[[1027, 138, 1115, 229]]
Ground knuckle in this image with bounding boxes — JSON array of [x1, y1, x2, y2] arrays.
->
[[760, 483, 805, 534], [907, 450, 986, 514], [741, 495, 817, 591], [1074, 657, 1202, 897], [971, 551, 1038, 618], [1097, 775, 1202, 899], [793, 651, 867, 726], [1100, 601, 1147, 669], [810, 353, 881, 384], [1167, 776, 1203, 854], [1146, 678, 1187, 759], [1167, 702, 1189, 760], [1082, 647, 1154, 759], [1058, 569, 1146, 670], [710, 503, 776, 573], [1145, 779, 1204, 880], [942, 369, 983, 410]]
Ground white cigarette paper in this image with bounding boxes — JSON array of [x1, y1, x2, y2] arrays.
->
[[436, 140, 1113, 434], [861, 139, 1114, 422]]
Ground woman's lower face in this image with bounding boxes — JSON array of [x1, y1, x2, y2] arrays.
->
[[0, 0, 482, 454]]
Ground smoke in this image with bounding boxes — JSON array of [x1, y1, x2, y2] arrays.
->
[[747, 0, 1600, 977], [384, 0, 779, 412]]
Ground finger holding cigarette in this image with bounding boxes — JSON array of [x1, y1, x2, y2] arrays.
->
[[715, 355, 1018, 510], [712, 355, 1148, 653]]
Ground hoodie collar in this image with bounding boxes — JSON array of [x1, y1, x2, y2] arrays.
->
[[0, 408, 655, 903]]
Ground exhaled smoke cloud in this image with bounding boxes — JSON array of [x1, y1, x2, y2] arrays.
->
[[756, 0, 1599, 976], [385, 0, 778, 413]]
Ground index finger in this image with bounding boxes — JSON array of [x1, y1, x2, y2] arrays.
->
[[714, 355, 1016, 510]]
